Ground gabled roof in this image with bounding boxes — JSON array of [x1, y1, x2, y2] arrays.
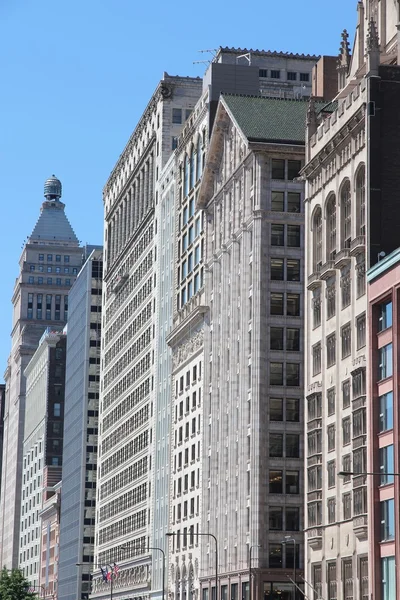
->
[[29, 200, 79, 245], [222, 94, 315, 144]]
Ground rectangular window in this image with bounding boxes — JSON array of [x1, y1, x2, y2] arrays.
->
[[287, 293, 300, 316], [327, 334, 336, 367], [54, 403, 61, 417], [327, 425, 335, 452], [38, 254, 44, 261], [269, 506, 283, 530], [287, 225, 300, 247], [312, 292, 321, 328], [47, 254, 53, 261], [270, 327, 284, 350], [37, 294, 43, 320], [285, 507, 300, 531], [327, 283, 336, 319], [269, 543, 282, 568], [172, 108, 182, 124], [300, 72, 310, 82], [27, 294, 33, 320], [287, 71, 297, 81], [29, 264, 35, 272], [271, 190, 284, 211], [271, 259, 284, 280], [327, 387, 336, 416], [56, 255, 61, 262], [356, 313, 366, 349], [353, 407, 366, 438], [308, 500, 322, 525], [28, 276, 34, 284], [287, 259, 300, 281], [286, 328, 300, 351], [288, 161, 301, 181], [378, 300, 393, 331], [286, 363, 300, 386], [378, 343, 393, 380], [327, 498, 336, 524], [327, 461, 336, 488], [341, 323, 351, 358], [380, 499, 395, 541], [269, 434, 283, 457], [342, 379, 351, 408], [172, 136, 178, 150], [270, 363, 283, 386], [341, 271, 351, 308], [343, 492, 352, 520], [286, 471, 299, 494], [352, 368, 366, 398], [271, 160, 285, 180], [380, 445, 394, 485], [270, 398, 283, 421], [64, 255, 70, 263], [286, 398, 299, 421], [381, 556, 395, 600], [342, 418, 351, 445], [379, 391, 393, 432], [327, 562, 337, 600], [287, 192, 301, 212], [269, 470, 283, 493], [259, 69, 268, 78], [270, 70, 280, 79], [286, 434, 299, 458], [312, 343, 321, 375], [46, 295, 52, 320], [271, 224, 284, 246], [307, 393, 322, 420]]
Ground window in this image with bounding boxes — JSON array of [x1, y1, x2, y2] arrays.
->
[[341, 181, 352, 249], [307, 393, 322, 420], [286, 398, 299, 421], [379, 391, 393, 432], [356, 166, 366, 236], [353, 407, 366, 438], [270, 293, 283, 315], [270, 398, 283, 421], [288, 161, 301, 180], [287, 71, 297, 81], [312, 293, 321, 329], [271, 259, 284, 280], [287, 294, 300, 316], [47, 254, 53, 261], [327, 334, 336, 367], [378, 343, 393, 380], [326, 195, 337, 260], [269, 507, 283, 530], [286, 471, 299, 494], [287, 192, 301, 212], [353, 447, 366, 477], [341, 323, 351, 358], [312, 207, 323, 271], [271, 224, 284, 246], [29, 264, 35, 272], [286, 328, 300, 351], [286, 434, 299, 457], [327, 425, 335, 452], [286, 224, 300, 247], [300, 72, 310, 82], [326, 282, 336, 319], [285, 507, 299, 531], [271, 70, 280, 79], [380, 499, 395, 541], [342, 418, 351, 445], [38, 254, 44, 261], [271, 191, 284, 211], [172, 108, 182, 124], [342, 559, 353, 600], [378, 301, 393, 331], [64, 255, 70, 263], [54, 403, 61, 417], [259, 69, 268, 78], [327, 388, 336, 416], [343, 492, 352, 519], [56, 254, 61, 262], [269, 470, 283, 493], [287, 259, 300, 281], [27, 294, 33, 319], [271, 160, 285, 180], [308, 502, 322, 525], [312, 343, 321, 376], [356, 314, 366, 349], [269, 544, 282, 568], [312, 564, 322, 600], [380, 445, 394, 485], [286, 363, 300, 386], [270, 363, 283, 386], [352, 368, 366, 398], [37, 294, 43, 319], [327, 461, 336, 488], [172, 136, 178, 150], [28, 276, 34, 284], [270, 434, 283, 457], [327, 498, 336, 523], [381, 556, 395, 600], [342, 380, 351, 408], [270, 328, 284, 350], [341, 269, 351, 308], [356, 254, 366, 298]]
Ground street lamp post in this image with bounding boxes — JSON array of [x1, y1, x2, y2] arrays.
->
[[248, 545, 261, 600], [281, 537, 296, 600], [338, 470, 400, 477], [76, 562, 115, 600], [148, 547, 166, 600], [167, 531, 218, 600]]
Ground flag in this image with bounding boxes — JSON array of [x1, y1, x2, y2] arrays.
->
[[106, 570, 112, 582], [113, 563, 119, 577], [100, 566, 108, 582]]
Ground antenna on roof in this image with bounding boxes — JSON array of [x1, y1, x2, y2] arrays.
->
[[193, 60, 212, 66], [236, 52, 251, 65], [193, 49, 218, 67]]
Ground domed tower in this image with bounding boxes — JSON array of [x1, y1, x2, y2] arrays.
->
[[44, 175, 62, 201]]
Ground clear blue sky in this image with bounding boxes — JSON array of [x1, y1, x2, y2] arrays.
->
[[0, 0, 357, 376]]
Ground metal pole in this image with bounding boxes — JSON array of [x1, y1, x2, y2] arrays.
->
[[293, 540, 296, 600], [148, 546, 166, 600], [207, 533, 218, 600], [249, 546, 252, 600]]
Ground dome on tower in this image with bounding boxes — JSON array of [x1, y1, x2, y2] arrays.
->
[[44, 175, 62, 200]]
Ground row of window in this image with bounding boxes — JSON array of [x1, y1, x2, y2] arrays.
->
[[270, 327, 300, 351], [173, 496, 200, 523], [271, 224, 300, 247], [104, 302, 152, 367], [271, 190, 301, 213], [175, 390, 201, 421], [102, 378, 150, 434], [270, 362, 300, 387], [259, 68, 309, 82], [37, 253, 70, 262], [104, 279, 152, 346], [27, 294, 68, 321], [99, 456, 147, 501], [271, 258, 301, 281], [29, 265, 76, 274], [174, 442, 200, 471], [99, 483, 147, 522], [270, 159, 302, 181], [311, 557, 369, 600], [269, 433, 300, 458], [28, 276, 72, 286], [312, 314, 366, 375]]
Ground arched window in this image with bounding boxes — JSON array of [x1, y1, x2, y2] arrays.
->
[[190, 147, 195, 190], [184, 155, 190, 197], [355, 166, 365, 236], [326, 195, 337, 260], [313, 207, 323, 270], [341, 180, 351, 248]]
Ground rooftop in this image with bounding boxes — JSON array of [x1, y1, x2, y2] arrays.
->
[[216, 46, 320, 61]]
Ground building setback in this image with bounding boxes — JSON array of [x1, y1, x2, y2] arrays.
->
[[303, 1, 400, 598], [19, 329, 67, 594], [58, 248, 103, 600], [0, 176, 83, 569]]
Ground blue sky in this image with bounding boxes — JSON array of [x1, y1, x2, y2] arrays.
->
[[0, 0, 357, 376]]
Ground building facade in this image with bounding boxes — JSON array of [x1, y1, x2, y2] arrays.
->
[[0, 175, 82, 569], [367, 250, 400, 600], [58, 248, 103, 600], [92, 74, 203, 600], [39, 479, 62, 600], [19, 329, 67, 591], [303, 2, 400, 598]]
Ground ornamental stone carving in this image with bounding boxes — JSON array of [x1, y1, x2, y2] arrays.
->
[[172, 329, 204, 369]]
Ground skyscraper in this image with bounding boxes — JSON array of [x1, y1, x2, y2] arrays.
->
[[0, 176, 82, 568]]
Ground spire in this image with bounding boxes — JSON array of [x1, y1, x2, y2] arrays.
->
[[306, 96, 318, 138], [366, 18, 380, 75], [337, 29, 351, 90]]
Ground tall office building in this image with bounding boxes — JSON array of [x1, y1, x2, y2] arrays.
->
[[19, 329, 67, 593], [0, 176, 83, 568], [92, 74, 203, 600], [58, 248, 103, 600], [303, 2, 400, 598]]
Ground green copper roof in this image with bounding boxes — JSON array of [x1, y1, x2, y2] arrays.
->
[[222, 94, 323, 144]]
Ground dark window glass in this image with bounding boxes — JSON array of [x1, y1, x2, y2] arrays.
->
[[269, 507, 283, 530], [271, 293, 284, 315], [286, 398, 299, 422], [288, 161, 301, 180], [270, 327, 284, 350], [287, 71, 297, 81], [271, 191, 284, 211], [287, 294, 300, 316], [287, 259, 300, 281], [286, 471, 299, 494], [269, 470, 283, 494], [286, 363, 300, 386], [270, 398, 283, 421], [286, 328, 300, 351], [287, 192, 301, 212], [286, 434, 300, 458], [269, 544, 282, 568], [300, 72, 310, 82], [271, 160, 285, 180], [285, 507, 300, 531], [271, 224, 284, 246], [270, 434, 283, 457], [270, 363, 283, 386], [271, 259, 284, 280], [287, 225, 301, 247]]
